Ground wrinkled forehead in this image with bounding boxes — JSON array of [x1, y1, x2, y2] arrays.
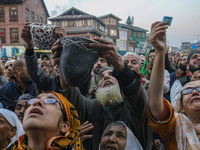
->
[[105, 123, 126, 134], [182, 81, 200, 90]]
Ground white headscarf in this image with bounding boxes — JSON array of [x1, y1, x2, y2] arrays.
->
[[0, 108, 25, 148], [99, 121, 143, 150]]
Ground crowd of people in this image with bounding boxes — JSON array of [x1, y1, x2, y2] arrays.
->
[[0, 20, 199, 150]]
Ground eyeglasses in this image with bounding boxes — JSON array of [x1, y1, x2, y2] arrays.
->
[[27, 98, 59, 105], [181, 87, 200, 95]]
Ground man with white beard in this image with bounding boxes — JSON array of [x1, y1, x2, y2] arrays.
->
[[51, 37, 153, 150], [95, 66, 122, 106]]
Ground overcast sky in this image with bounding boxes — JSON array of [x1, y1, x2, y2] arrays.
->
[[44, 0, 200, 48]]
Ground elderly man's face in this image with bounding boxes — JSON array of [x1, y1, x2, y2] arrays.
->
[[98, 69, 118, 88], [96, 69, 121, 105], [123, 55, 140, 74]]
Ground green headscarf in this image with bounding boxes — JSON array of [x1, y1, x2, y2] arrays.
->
[[141, 49, 155, 78]]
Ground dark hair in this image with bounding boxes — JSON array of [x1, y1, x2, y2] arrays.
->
[[13, 59, 25, 71], [41, 54, 50, 60], [187, 50, 200, 64]]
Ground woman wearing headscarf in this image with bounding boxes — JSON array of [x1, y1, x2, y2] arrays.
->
[[148, 21, 200, 149], [99, 121, 143, 150], [9, 91, 82, 150], [0, 108, 24, 149], [141, 49, 155, 80]]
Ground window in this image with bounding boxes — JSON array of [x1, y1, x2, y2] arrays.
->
[[82, 20, 87, 26], [67, 21, 76, 27], [31, 12, 35, 23], [104, 19, 107, 24], [25, 8, 29, 22], [88, 20, 93, 26], [0, 29, 6, 43], [138, 32, 141, 37], [142, 33, 145, 38], [57, 21, 62, 27], [40, 17, 43, 23], [10, 28, 19, 43], [11, 48, 19, 56], [109, 18, 111, 24], [10, 7, 18, 22], [110, 29, 117, 36], [36, 15, 39, 22], [0, 8, 5, 22], [2, 48, 6, 55], [35, 0, 39, 6], [112, 19, 116, 25], [133, 32, 137, 37]]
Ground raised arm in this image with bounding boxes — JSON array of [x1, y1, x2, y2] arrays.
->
[[148, 21, 169, 120]]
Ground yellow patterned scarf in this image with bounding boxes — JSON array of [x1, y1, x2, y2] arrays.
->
[[11, 91, 83, 150]]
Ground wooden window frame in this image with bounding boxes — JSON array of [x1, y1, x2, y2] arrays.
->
[[0, 7, 5, 22], [0, 28, 6, 43], [9, 7, 18, 22], [10, 28, 19, 43]]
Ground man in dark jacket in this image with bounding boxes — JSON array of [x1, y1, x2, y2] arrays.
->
[[0, 60, 37, 111]]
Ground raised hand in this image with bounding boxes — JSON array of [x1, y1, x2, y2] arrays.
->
[[80, 121, 94, 143], [51, 40, 63, 66], [149, 21, 168, 52], [20, 23, 33, 49], [90, 37, 124, 73]]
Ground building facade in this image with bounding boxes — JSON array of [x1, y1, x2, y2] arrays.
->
[[49, 7, 105, 39], [99, 13, 121, 44], [119, 16, 148, 55], [0, 0, 49, 58]]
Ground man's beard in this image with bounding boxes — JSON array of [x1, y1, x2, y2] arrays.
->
[[189, 64, 200, 73], [20, 75, 33, 85], [96, 84, 122, 106], [178, 63, 187, 71]]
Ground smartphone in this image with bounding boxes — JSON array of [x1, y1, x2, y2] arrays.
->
[[162, 16, 173, 26]]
